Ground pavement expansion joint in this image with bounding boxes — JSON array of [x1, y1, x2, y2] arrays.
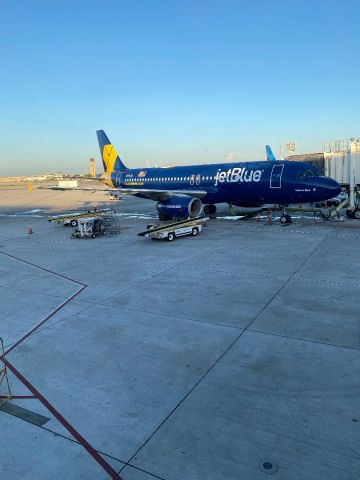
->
[[175, 264, 290, 280], [100, 302, 244, 330], [0, 285, 77, 300], [123, 327, 245, 468], [249, 328, 360, 352], [294, 276, 360, 289]]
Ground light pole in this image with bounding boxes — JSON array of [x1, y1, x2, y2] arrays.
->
[[203, 149, 208, 165]]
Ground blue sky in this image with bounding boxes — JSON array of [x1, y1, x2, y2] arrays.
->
[[0, 0, 359, 175]]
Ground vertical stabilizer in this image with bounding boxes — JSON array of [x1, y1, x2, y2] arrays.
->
[[265, 145, 277, 162], [96, 130, 127, 173]]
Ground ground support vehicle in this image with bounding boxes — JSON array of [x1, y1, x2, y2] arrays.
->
[[108, 193, 121, 200], [138, 217, 209, 241], [71, 217, 107, 238], [70, 214, 120, 239], [48, 209, 110, 227]]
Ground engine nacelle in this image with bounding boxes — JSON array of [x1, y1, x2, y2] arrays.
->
[[156, 196, 203, 220]]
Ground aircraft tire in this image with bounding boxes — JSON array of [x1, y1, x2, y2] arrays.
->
[[70, 219, 78, 227], [192, 227, 198, 236], [280, 215, 287, 224], [354, 209, 360, 219], [167, 232, 175, 242]]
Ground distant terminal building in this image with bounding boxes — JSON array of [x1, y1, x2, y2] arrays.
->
[[89, 158, 96, 177]]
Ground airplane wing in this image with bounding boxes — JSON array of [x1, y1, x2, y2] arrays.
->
[[118, 188, 208, 201], [39, 185, 208, 201], [39, 186, 114, 192]]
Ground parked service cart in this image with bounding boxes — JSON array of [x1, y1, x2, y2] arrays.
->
[[48, 209, 110, 227], [108, 193, 121, 200], [71, 217, 106, 238], [70, 214, 121, 238], [138, 217, 209, 241]]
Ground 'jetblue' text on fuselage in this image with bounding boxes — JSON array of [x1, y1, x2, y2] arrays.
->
[[214, 168, 263, 186]]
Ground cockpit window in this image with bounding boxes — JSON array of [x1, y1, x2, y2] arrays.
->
[[297, 169, 317, 179]]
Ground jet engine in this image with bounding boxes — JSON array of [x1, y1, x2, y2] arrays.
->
[[156, 196, 203, 221]]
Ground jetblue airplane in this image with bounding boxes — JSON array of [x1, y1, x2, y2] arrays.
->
[[96, 130, 341, 221]]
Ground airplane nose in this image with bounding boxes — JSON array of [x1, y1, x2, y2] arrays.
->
[[326, 178, 341, 197]]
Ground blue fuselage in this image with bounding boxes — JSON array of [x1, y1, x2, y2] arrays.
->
[[110, 160, 340, 206]]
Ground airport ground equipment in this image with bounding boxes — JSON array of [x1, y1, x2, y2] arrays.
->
[[345, 187, 360, 218], [108, 192, 121, 200], [275, 195, 359, 222], [0, 338, 11, 406], [48, 208, 110, 227], [138, 217, 209, 241], [71, 213, 121, 239], [101, 213, 121, 235], [72, 217, 106, 238]]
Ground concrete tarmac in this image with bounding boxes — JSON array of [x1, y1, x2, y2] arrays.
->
[[0, 184, 359, 479]]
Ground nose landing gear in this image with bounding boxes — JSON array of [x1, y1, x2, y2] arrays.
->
[[280, 207, 292, 224]]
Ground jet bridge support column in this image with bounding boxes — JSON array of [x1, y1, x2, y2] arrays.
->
[[349, 150, 355, 210]]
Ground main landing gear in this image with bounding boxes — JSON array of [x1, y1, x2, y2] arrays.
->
[[204, 204, 217, 215], [279, 207, 292, 224]]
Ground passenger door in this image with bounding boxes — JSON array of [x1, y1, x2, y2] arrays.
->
[[270, 164, 284, 188]]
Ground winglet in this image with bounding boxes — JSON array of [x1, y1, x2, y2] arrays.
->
[[265, 145, 277, 162]]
